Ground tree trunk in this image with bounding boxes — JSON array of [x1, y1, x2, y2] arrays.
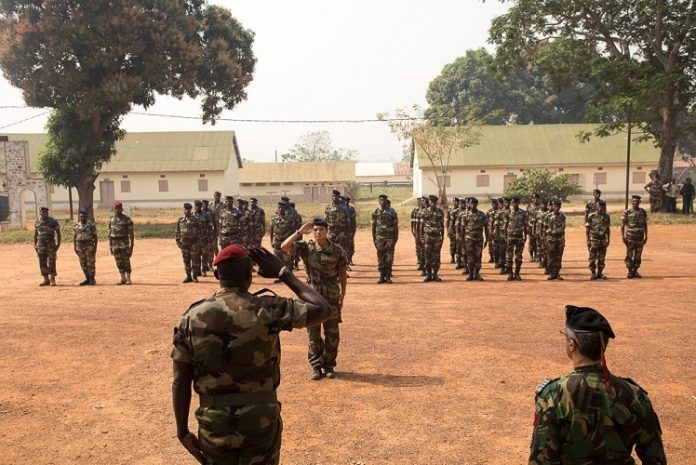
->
[[76, 173, 98, 221], [657, 81, 678, 213]]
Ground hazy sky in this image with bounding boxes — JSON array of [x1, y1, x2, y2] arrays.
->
[[0, 0, 510, 162]]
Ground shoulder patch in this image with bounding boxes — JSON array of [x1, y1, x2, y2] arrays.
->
[[535, 377, 559, 396]]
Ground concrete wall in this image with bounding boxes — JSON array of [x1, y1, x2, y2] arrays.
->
[[239, 182, 348, 204]]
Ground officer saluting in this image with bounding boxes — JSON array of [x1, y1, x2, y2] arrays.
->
[[529, 305, 666, 465]]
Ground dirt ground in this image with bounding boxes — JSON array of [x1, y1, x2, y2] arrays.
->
[[1, 226, 695, 465]]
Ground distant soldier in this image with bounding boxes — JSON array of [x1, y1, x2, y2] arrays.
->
[[586, 200, 611, 280], [344, 196, 357, 266], [486, 198, 498, 263], [421, 194, 445, 282], [194, 200, 214, 277], [218, 196, 243, 249], [544, 200, 566, 280], [621, 195, 648, 279], [644, 172, 664, 213], [410, 198, 423, 271], [73, 209, 97, 285], [176, 203, 202, 283], [493, 197, 510, 273], [417, 196, 430, 275], [108, 201, 134, 285], [200, 199, 216, 273], [324, 190, 349, 255], [585, 189, 602, 224], [537, 198, 551, 273], [288, 201, 303, 270], [505, 197, 528, 281], [34, 206, 61, 286], [527, 193, 540, 262], [461, 197, 488, 281], [210, 191, 225, 255], [529, 305, 666, 465], [270, 201, 296, 277], [372, 194, 399, 283], [680, 177, 694, 214], [447, 197, 460, 265], [236, 198, 250, 247], [249, 197, 265, 247]]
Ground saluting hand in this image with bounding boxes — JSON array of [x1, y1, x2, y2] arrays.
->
[[299, 222, 313, 235], [249, 247, 284, 278]]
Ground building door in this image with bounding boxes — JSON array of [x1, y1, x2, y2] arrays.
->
[[100, 180, 115, 206], [503, 174, 517, 189]]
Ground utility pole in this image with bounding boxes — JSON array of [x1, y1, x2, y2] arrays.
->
[[624, 112, 632, 210], [274, 149, 277, 163]]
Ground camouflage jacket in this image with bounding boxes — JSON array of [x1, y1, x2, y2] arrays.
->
[[545, 212, 566, 241], [108, 213, 133, 239], [506, 209, 529, 239], [325, 203, 349, 236], [530, 365, 666, 465], [74, 220, 97, 243], [585, 199, 600, 217], [422, 208, 445, 237], [270, 212, 295, 247], [219, 208, 244, 240], [528, 204, 540, 229], [621, 208, 648, 240], [586, 212, 611, 241], [193, 211, 214, 239], [249, 206, 266, 235], [372, 207, 398, 241], [446, 207, 459, 236], [211, 200, 225, 223], [176, 215, 201, 243], [536, 209, 550, 236], [462, 210, 488, 241], [493, 209, 510, 239], [295, 240, 347, 317], [346, 205, 357, 234], [35, 216, 60, 247], [410, 207, 419, 229]]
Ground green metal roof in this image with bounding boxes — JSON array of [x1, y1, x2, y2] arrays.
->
[[1, 131, 241, 174], [414, 124, 662, 168]]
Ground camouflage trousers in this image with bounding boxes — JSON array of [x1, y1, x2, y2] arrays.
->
[[448, 234, 458, 258], [458, 235, 468, 267], [75, 241, 96, 277], [487, 232, 495, 261], [423, 234, 443, 269], [253, 230, 264, 248], [179, 239, 201, 276], [201, 237, 215, 272], [36, 244, 57, 276], [528, 233, 538, 259], [465, 237, 484, 273], [494, 236, 506, 267], [272, 245, 294, 268], [307, 318, 340, 369], [374, 238, 395, 273], [546, 239, 565, 275], [588, 239, 608, 271], [196, 404, 282, 465], [110, 238, 132, 273], [415, 235, 424, 266], [649, 196, 663, 213], [625, 239, 644, 269], [505, 236, 526, 270], [347, 232, 356, 261], [536, 234, 548, 268]]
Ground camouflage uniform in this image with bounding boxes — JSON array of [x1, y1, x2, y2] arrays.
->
[[530, 365, 666, 465], [249, 205, 266, 248], [270, 208, 295, 268], [645, 180, 664, 213], [621, 207, 648, 275], [372, 205, 398, 279], [455, 202, 468, 270], [345, 202, 357, 265], [295, 240, 347, 371], [211, 200, 225, 253], [194, 208, 215, 274], [544, 211, 566, 279], [461, 209, 487, 278], [410, 205, 421, 269], [527, 203, 539, 261], [586, 211, 611, 277], [108, 213, 133, 273], [325, 202, 350, 254], [537, 206, 551, 272], [421, 207, 445, 277], [505, 208, 528, 278], [172, 287, 311, 465], [447, 202, 459, 264], [176, 213, 202, 279], [74, 219, 98, 281], [35, 215, 60, 277], [493, 207, 510, 271], [219, 208, 244, 249], [485, 203, 497, 263]]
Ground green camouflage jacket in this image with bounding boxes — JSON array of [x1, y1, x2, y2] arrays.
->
[[108, 213, 133, 239], [325, 203, 350, 236], [295, 239, 346, 318], [74, 220, 97, 243], [462, 210, 487, 240], [621, 208, 648, 240], [545, 212, 566, 241], [506, 209, 529, 239], [586, 212, 611, 241], [176, 215, 201, 243], [422, 208, 445, 237], [372, 207, 398, 241]]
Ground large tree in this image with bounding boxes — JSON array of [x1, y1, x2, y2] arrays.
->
[[0, 1, 256, 216], [425, 48, 592, 125], [488, 0, 696, 196], [281, 131, 357, 162]]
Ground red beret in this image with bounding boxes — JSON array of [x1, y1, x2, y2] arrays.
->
[[114, 201, 123, 208], [213, 244, 249, 266]]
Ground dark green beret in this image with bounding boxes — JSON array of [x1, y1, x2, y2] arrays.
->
[[428, 194, 438, 202], [183, 203, 192, 209]]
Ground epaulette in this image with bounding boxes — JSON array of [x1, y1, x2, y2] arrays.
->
[[535, 377, 559, 396], [253, 288, 278, 297], [619, 376, 648, 395], [181, 297, 210, 315]]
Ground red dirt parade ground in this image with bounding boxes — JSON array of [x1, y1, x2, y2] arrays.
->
[[1, 226, 695, 465]]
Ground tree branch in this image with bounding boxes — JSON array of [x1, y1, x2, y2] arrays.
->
[[654, 0, 668, 68], [667, 0, 696, 71], [584, 3, 626, 59]]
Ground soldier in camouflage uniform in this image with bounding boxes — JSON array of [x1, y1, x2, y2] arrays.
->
[[455, 198, 468, 271], [460, 197, 488, 281], [73, 209, 97, 285], [372, 194, 399, 283], [421, 194, 445, 282], [201, 200, 217, 274], [288, 202, 303, 270], [486, 198, 498, 264], [325, 190, 350, 260], [172, 244, 331, 465], [527, 193, 540, 262], [193, 200, 214, 277], [530, 305, 666, 465], [210, 191, 225, 255], [249, 197, 265, 248], [505, 197, 528, 281], [644, 171, 664, 213], [108, 201, 134, 285], [493, 198, 510, 273], [344, 196, 357, 266], [586, 200, 611, 280], [282, 218, 348, 380], [584, 189, 602, 224], [236, 198, 250, 248], [544, 200, 566, 280], [621, 195, 648, 279], [447, 197, 460, 265], [269, 202, 295, 276], [537, 198, 551, 273], [218, 196, 244, 249], [34, 206, 61, 286], [176, 203, 202, 283]]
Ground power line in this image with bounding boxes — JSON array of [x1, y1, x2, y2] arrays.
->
[[0, 111, 50, 130]]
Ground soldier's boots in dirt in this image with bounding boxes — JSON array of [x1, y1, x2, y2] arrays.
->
[[377, 271, 387, 284], [89, 276, 96, 285], [49, 274, 56, 286], [466, 271, 475, 281], [475, 272, 484, 281], [324, 367, 336, 379], [118, 272, 127, 285], [596, 266, 607, 280], [39, 275, 50, 287], [423, 269, 433, 282], [311, 367, 323, 381], [80, 274, 91, 286], [514, 265, 522, 281], [183, 275, 194, 283], [125, 272, 132, 284], [632, 267, 642, 278], [431, 268, 442, 282], [590, 267, 598, 280]]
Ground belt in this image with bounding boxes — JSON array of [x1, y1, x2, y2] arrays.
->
[[110, 236, 128, 239], [199, 390, 277, 407]]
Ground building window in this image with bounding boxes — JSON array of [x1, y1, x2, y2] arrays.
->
[[160, 174, 166, 178], [241, 183, 252, 187], [255, 182, 266, 187], [199, 173, 205, 178], [122, 175, 128, 179], [568, 174, 580, 185], [436, 175, 451, 188], [479, 169, 486, 174], [633, 171, 646, 184], [198, 179, 208, 192], [158, 179, 169, 192], [120, 180, 131, 193], [503, 174, 517, 189], [558, 167, 565, 172], [637, 166, 643, 170], [476, 174, 489, 187], [597, 167, 604, 171], [593, 172, 607, 185], [283, 182, 293, 186], [270, 182, 280, 186]]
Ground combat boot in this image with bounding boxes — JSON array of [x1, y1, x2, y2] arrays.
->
[[633, 268, 642, 278], [39, 275, 50, 286], [88, 276, 96, 285], [377, 270, 386, 284], [310, 367, 323, 381], [514, 265, 522, 281], [499, 265, 507, 275], [432, 268, 442, 282], [627, 267, 634, 279], [79, 275, 90, 286], [423, 269, 433, 282], [466, 271, 475, 281], [597, 267, 607, 280], [385, 267, 393, 283], [507, 271, 515, 281], [475, 271, 484, 281], [590, 266, 597, 280], [324, 367, 336, 379], [118, 272, 127, 285], [125, 272, 132, 284], [183, 275, 194, 283], [49, 274, 56, 286]]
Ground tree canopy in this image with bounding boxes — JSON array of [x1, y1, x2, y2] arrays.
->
[[0, 0, 256, 215], [281, 131, 357, 162], [503, 168, 583, 203], [488, 0, 696, 196]]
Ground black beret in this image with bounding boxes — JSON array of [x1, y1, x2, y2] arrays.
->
[[470, 197, 479, 204], [280, 196, 290, 202], [312, 217, 328, 227], [428, 194, 438, 202], [540, 198, 549, 204], [565, 305, 615, 339], [289, 202, 295, 207], [194, 200, 202, 205], [632, 195, 642, 201], [183, 203, 192, 209], [40, 206, 49, 211], [332, 190, 341, 196], [503, 197, 511, 202], [225, 195, 234, 200], [378, 194, 388, 199], [593, 189, 602, 194], [201, 199, 209, 204], [512, 197, 520, 202], [278, 201, 287, 207], [250, 197, 258, 202], [553, 199, 563, 206], [345, 196, 351, 201]]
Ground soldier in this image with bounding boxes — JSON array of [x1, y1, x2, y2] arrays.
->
[[236, 198, 250, 247], [372, 194, 399, 283], [108, 201, 134, 285], [325, 190, 350, 259], [344, 196, 357, 266], [486, 198, 498, 263], [218, 196, 243, 249], [585, 189, 602, 223], [586, 200, 611, 280], [417, 196, 430, 275], [288, 201, 303, 270], [410, 198, 422, 271], [210, 191, 225, 255], [249, 197, 265, 247], [545, 199, 566, 280], [529, 305, 666, 465], [34, 206, 61, 286], [505, 197, 528, 281], [493, 197, 510, 273], [193, 200, 214, 277], [421, 194, 445, 282], [461, 197, 488, 281], [537, 198, 551, 273], [171, 245, 331, 465], [621, 195, 648, 279], [447, 197, 460, 265], [269, 201, 295, 277], [527, 193, 540, 262], [200, 199, 216, 274], [176, 203, 202, 283], [282, 218, 348, 380], [73, 209, 98, 285], [644, 171, 664, 213]]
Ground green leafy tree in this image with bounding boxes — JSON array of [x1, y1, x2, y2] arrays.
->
[[503, 168, 583, 203], [0, 1, 256, 216], [281, 131, 357, 162], [425, 48, 592, 125], [488, 0, 696, 208]]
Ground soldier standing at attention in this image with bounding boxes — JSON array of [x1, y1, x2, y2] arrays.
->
[[176, 203, 202, 283], [545, 200, 566, 280], [171, 245, 331, 465], [505, 197, 528, 281], [210, 191, 225, 255], [417, 196, 430, 275], [108, 201, 134, 285], [34, 206, 61, 286], [219, 196, 243, 249], [461, 197, 488, 281], [527, 193, 540, 262], [324, 190, 349, 261], [193, 200, 212, 277], [200, 200, 216, 274], [410, 198, 423, 271], [486, 198, 498, 264], [421, 194, 445, 282], [282, 218, 348, 380], [236, 198, 250, 247], [249, 197, 265, 247], [73, 209, 97, 285], [447, 197, 460, 265], [288, 201, 303, 270], [621, 195, 648, 279], [585, 189, 602, 223], [537, 198, 551, 273], [269, 202, 296, 279], [494, 198, 510, 273], [372, 194, 399, 283], [586, 200, 611, 280], [343, 196, 357, 266], [529, 305, 666, 465]]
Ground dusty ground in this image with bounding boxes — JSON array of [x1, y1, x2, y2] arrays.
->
[[1, 226, 695, 465]]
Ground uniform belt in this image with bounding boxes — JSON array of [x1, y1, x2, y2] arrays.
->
[[199, 390, 277, 407], [110, 236, 128, 239]]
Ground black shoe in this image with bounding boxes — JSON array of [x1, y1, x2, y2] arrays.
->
[[324, 367, 336, 379], [475, 273, 484, 281], [633, 270, 642, 278], [377, 274, 386, 284], [547, 274, 556, 281], [590, 270, 597, 280], [488, 258, 494, 263], [385, 276, 393, 284], [79, 278, 90, 286], [183, 276, 194, 283], [500, 268, 507, 275], [432, 273, 442, 282], [514, 273, 522, 281], [627, 270, 634, 279], [466, 273, 475, 281], [556, 274, 564, 281], [311, 368, 323, 381], [507, 273, 515, 281], [89, 278, 96, 285]]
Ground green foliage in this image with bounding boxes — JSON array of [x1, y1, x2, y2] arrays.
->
[[503, 169, 583, 203], [281, 131, 357, 162]]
